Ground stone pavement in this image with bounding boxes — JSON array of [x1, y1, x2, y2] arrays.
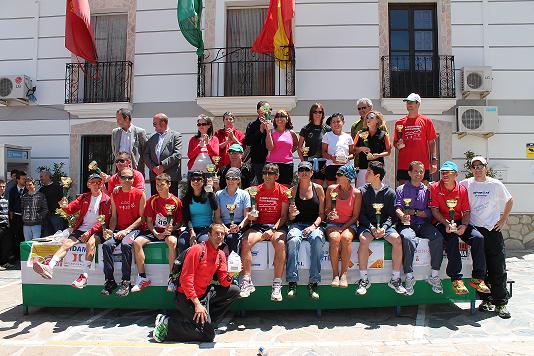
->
[[1, 251, 534, 355]]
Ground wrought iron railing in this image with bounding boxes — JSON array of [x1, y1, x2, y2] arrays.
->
[[197, 46, 295, 97], [381, 55, 455, 98], [65, 61, 133, 104]]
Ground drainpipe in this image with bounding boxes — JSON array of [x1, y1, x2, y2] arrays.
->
[[33, 0, 41, 87]]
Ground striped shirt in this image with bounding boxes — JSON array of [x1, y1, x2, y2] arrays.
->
[[0, 194, 8, 226]]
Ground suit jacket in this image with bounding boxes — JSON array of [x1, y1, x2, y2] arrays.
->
[[111, 125, 148, 174], [143, 129, 182, 181]]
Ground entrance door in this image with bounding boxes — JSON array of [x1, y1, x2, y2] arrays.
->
[[81, 135, 113, 193]]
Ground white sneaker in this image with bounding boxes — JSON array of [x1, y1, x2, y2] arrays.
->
[[388, 278, 407, 294], [71, 273, 88, 289], [355, 278, 371, 295], [239, 278, 255, 298], [427, 275, 443, 294], [131, 275, 151, 292], [404, 276, 416, 296], [271, 279, 283, 302]]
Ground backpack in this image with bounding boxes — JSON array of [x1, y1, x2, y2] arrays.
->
[[170, 242, 223, 290]]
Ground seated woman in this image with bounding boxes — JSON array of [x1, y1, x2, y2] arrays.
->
[[265, 110, 298, 186], [322, 113, 354, 186], [353, 111, 391, 188], [214, 168, 251, 255], [178, 171, 219, 253], [187, 115, 219, 173], [285, 161, 326, 300], [325, 164, 361, 288]]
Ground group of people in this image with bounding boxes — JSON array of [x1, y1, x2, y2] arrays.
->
[[0, 93, 513, 343]]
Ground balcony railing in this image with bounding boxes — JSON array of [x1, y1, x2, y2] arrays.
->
[[65, 61, 133, 104], [381, 55, 455, 98], [197, 46, 295, 97]]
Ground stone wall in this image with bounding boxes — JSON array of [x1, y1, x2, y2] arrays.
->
[[501, 214, 534, 250]]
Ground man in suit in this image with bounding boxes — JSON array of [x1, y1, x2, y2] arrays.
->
[[7, 171, 27, 261], [143, 113, 182, 196], [112, 108, 148, 176]]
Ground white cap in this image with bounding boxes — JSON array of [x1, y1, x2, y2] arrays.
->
[[403, 93, 421, 103], [470, 156, 488, 165]]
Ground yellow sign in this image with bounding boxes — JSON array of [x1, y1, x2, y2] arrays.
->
[[527, 143, 534, 158]]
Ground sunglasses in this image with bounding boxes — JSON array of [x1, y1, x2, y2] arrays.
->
[[115, 159, 126, 163], [440, 171, 455, 176], [263, 171, 278, 176], [228, 151, 241, 154], [313, 110, 323, 114], [357, 106, 368, 111], [191, 177, 204, 182], [226, 176, 240, 181], [471, 164, 486, 169], [298, 167, 312, 172], [197, 122, 210, 127], [120, 175, 134, 180], [336, 172, 346, 177]]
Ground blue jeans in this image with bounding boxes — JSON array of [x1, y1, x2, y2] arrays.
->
[[102, 236, 134, 282], [178, 227, 210, 254], [23, 225, 41, 241], [286, 223, 325, 284], [398, 223, 444, 273], [43, 213, 66, 236]]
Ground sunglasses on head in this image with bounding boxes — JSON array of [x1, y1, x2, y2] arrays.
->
[[197, 122, 209, 127], [115, 159, 126, 163], [298, 167, 312, 172], [120, 175, 134, 180]]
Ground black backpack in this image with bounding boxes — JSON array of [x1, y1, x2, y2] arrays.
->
[[170, 242, 223, 289]]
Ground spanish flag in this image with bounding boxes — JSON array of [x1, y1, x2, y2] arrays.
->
[[65, 0, 98, 63], [252, 0, 295, 68]]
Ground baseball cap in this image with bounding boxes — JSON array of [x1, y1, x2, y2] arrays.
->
[[297, 161, 313, 170], [403, 93, 421, 103], [225, 167, 241, 178], [439, 161, 459, 172], [88, 173, 102, 181], [470, 156, 487, 166], [228, 144, 243, 153]]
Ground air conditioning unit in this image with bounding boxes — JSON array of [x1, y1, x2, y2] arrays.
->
[[461, 66, 492, 98], [457, 106, 498, 134], [0, 75, 32, 100]]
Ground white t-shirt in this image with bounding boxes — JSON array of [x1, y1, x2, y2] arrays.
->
[[79, 193, 102, 232], [460, 177, 512, 230], [322, 131, 353, 166]]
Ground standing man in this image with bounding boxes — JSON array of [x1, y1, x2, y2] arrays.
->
[[461, 156, 513, 319], [152, 223, 240, 343], [0, 180, 13, 269], [8, 171, 27, 261], [112, 108, 148, 175], [244, 101, 271, 184], [100, 151, 145, 193], [393, 93, 438, 184], [214, 112, 245, 168], [144, 113, 182, 196], [39, 170, 65, 236], [429, 161, 490, 295], [4, 169, 18, 201]]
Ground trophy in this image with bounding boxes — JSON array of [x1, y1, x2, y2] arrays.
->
[[334, 147, 348, 164], [60, 176, 73, 198], [396, 125, 405, 149], [97, 215, 110, 240], [359, 131, 374, 160], [165, 204, 176, 225], [226, 203, 237, 224], [248, 186, 259, 218], [330, 191, 339, 211], [402, 198, 412, 226], [372, 203, 384, 229], [445, 199, 458, 232], [261, 103, 272, 122], [212, 156, 221, 168], [206, 163, 217, 177], [285, 188, 299, 216], [88, 160, 102, 174], [302, 144, 310, 159]]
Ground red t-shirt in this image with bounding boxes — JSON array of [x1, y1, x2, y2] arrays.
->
[[112, 187, 144, 230], [429, 180, 470, 221], [107, 170, 144, 194], [214, 128, 245, 167], [143, 194, 183, 232], [393, 114, 437, 170], [256, 182, 288, 225]]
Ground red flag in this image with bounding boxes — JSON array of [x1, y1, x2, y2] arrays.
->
[[65, 0, 98, 63], [252, 0, 294, 55]]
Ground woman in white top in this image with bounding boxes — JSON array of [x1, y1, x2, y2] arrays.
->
[[321, 113, 354, 186]]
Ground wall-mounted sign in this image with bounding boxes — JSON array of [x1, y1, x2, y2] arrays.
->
[[6, 149, 29, 160], [527, 143, 534, 159]]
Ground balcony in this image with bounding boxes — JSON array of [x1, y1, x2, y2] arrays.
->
[[380, 55, 456, 114], [64, 61, 133, 118], [196, 47, 296, 116]]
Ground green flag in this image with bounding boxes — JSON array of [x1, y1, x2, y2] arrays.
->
[[177, 0, 204, 56]]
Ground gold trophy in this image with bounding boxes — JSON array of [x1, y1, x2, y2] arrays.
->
[[396, 125, 405, 149], [206, 163, 217, 177], [205, 164, 216, 193], [248, 186, 259, 218], [97, 215, 110, 240], [330, 191, 339, 211], [359, 131, 374, 160], [213, 155, 221, 168], [60, 176, 73, 198], [165, 204, 176, 225], [285, 188, 299, 216], [372, 203, 384, 229], [88, 160, 102, 174], [402, 198, 412, 226], [226, 203, 237, 224], [445, 199, 458, 232], [302, 145, 310, 159]]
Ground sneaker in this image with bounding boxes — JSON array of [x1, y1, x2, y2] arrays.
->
[[33, 261, 53, 279], [427, 276, 444, 294], [404, 276, 416, 296], [287, 282, 297, 298], [0, 265, 6, 271], [478, 300, 495, 312], [496, 305, 511, 319], [239, 278, 256, 298], [307, 283, 320, 300], [469, 278, 491, 294], [3, 262, 15, 269], [71, 273, 88, 289], [355, 278, 371, 295], [452, 279, 469, 295], [339, 273, 348, 288], [153, 313, 169, 342], [131, 275, 151, 293], [100, 280, 118, 296], [271, 280, 283, 302], [115, 280, 131, 297], [166, 278, 176, 293], [388, 278, 407, 294], [331, 276, 340, 288]]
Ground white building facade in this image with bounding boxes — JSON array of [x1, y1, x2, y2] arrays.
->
[[0, 0, 533, 248]]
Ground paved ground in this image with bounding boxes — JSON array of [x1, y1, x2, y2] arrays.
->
[[1, 251, 534, 355]]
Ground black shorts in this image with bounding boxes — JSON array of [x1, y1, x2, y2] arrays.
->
[[267, 162, 294, 186], [397, 169, 431, 182], [248, 224, 288, 234], [325, 164, 343, 181], [70, 229, 103, 242]]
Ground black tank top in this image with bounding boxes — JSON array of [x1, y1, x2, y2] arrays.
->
[[293, 183, 320, 224]]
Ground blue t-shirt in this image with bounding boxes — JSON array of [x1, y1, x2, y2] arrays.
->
[[189, 199, 214, 228], [215, 188, 251, 224]]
